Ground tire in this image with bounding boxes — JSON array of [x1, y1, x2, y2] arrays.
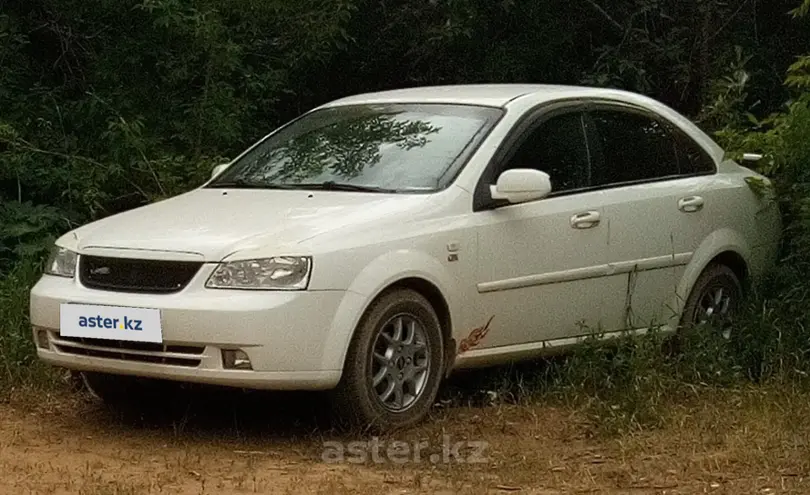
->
[[679, 263, 744, 340], [331, 289, 445, 433]]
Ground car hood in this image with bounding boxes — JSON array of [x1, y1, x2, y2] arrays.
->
[[68, 188, 438, 261]]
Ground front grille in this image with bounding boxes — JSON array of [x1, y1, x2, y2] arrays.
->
[[79, 255, 202, 294], [57, 335, 205, 355], [52, 333, 204, 368]]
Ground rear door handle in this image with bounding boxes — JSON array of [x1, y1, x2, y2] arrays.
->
[[678, 196, 704, 213], [571, 211, 600, 229]]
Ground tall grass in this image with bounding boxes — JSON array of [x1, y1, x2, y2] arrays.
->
[[0, 260, 56, 393], [442, 271, 810, 436]]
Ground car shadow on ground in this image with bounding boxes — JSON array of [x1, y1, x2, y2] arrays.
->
[[73, 358, 558, 444]]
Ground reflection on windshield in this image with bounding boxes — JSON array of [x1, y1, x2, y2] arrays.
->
[[208, 103, 502, 192]]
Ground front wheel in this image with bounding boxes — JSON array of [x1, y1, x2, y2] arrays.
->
[[332, 289, 445, 432]]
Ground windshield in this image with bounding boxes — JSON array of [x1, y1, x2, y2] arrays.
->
[[206, 103, 503, 192]]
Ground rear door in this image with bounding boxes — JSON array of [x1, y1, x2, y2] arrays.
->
[[583, 104, 718, 332]]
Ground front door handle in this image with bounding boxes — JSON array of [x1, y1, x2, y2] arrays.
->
[[571, 211, 600, 229], [678, 196, 704, 213]]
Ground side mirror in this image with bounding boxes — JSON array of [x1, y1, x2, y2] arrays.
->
[[490, 169, 552, 204], [211, 163, 229, 180]]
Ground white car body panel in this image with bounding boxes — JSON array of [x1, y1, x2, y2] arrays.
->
[[474, 189, 610, 346], [30, 84, 781, 389]]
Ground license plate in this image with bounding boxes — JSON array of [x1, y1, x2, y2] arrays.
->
[[60, 303, 163, 344]]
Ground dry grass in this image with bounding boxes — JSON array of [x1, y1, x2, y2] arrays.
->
[[0, 380, 809, 495]]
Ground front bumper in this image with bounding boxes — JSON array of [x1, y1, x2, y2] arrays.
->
[[30, 272, 354, 390]]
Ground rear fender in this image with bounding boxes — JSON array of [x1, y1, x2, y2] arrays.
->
[[664, 228, 751, 329]]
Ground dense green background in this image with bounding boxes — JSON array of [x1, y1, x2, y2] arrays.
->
[[1, 0, 810, 393]]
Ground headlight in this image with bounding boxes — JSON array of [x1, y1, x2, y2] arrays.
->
[[206, 256, 312, 290], [44, 246, 78, 278]]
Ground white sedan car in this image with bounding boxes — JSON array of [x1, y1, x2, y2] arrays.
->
[[30, 84, 780, 430]]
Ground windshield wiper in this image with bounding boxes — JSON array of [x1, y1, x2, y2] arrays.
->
[[285, 181, 401, 193], [207, 178, 297, 190], [208, 178, 400, 193]]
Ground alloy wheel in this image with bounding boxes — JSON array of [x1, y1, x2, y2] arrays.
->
[[692, 283, 735, 339], [369, 313, 431, 412]]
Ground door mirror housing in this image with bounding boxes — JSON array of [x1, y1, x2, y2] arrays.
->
[[211, 163, 229, 180], [490, 169, 552, 204]]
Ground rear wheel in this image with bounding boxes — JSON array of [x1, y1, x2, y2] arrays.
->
[[680, 263, 744, 340], [332, 289, 445, 432]]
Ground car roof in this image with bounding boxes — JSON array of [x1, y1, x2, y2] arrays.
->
[[316, 83, 727, 165], [319, 84, 639, 108]]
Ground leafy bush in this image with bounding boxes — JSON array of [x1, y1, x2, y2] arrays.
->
[[0, 260, 55, 392], [0, 202, 67, 270]]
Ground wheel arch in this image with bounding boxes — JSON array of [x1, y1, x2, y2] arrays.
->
[[710, 250, 750, 291], [667, 228, 752, 328], [322, 250, 460, 376], [386, 277, 452, 343]]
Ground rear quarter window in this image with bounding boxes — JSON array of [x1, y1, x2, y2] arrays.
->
[[673, 129, 717, 175]]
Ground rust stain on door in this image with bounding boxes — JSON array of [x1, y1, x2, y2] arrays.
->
[[458, 315, 495, 354]]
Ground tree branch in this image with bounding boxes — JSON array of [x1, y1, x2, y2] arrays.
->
[[583, 0, 625, 33], [0, 137, 151, 201], [708, 0, 754, 43]]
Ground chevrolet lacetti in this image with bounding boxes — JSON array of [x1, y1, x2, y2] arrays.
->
[[30, 84, 781, 431]]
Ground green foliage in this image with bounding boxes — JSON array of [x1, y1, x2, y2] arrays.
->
[[712, 86, 810, 388], [696, 46, 755, 130], [0, 261, 56, 392], [554, 333, 730, 434], [786, 56, 810, 90], [0, 202, 67, 270], [791, 0, 810, 18], [713, 56, 810, 273]]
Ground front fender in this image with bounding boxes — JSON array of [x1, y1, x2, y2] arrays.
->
[[320, 250, 461, 372]]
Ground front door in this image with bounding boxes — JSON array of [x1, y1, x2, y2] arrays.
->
[[474, 109, 613, 348]]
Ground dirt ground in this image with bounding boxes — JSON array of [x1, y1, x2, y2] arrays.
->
[[1, 378, 809, 495]]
